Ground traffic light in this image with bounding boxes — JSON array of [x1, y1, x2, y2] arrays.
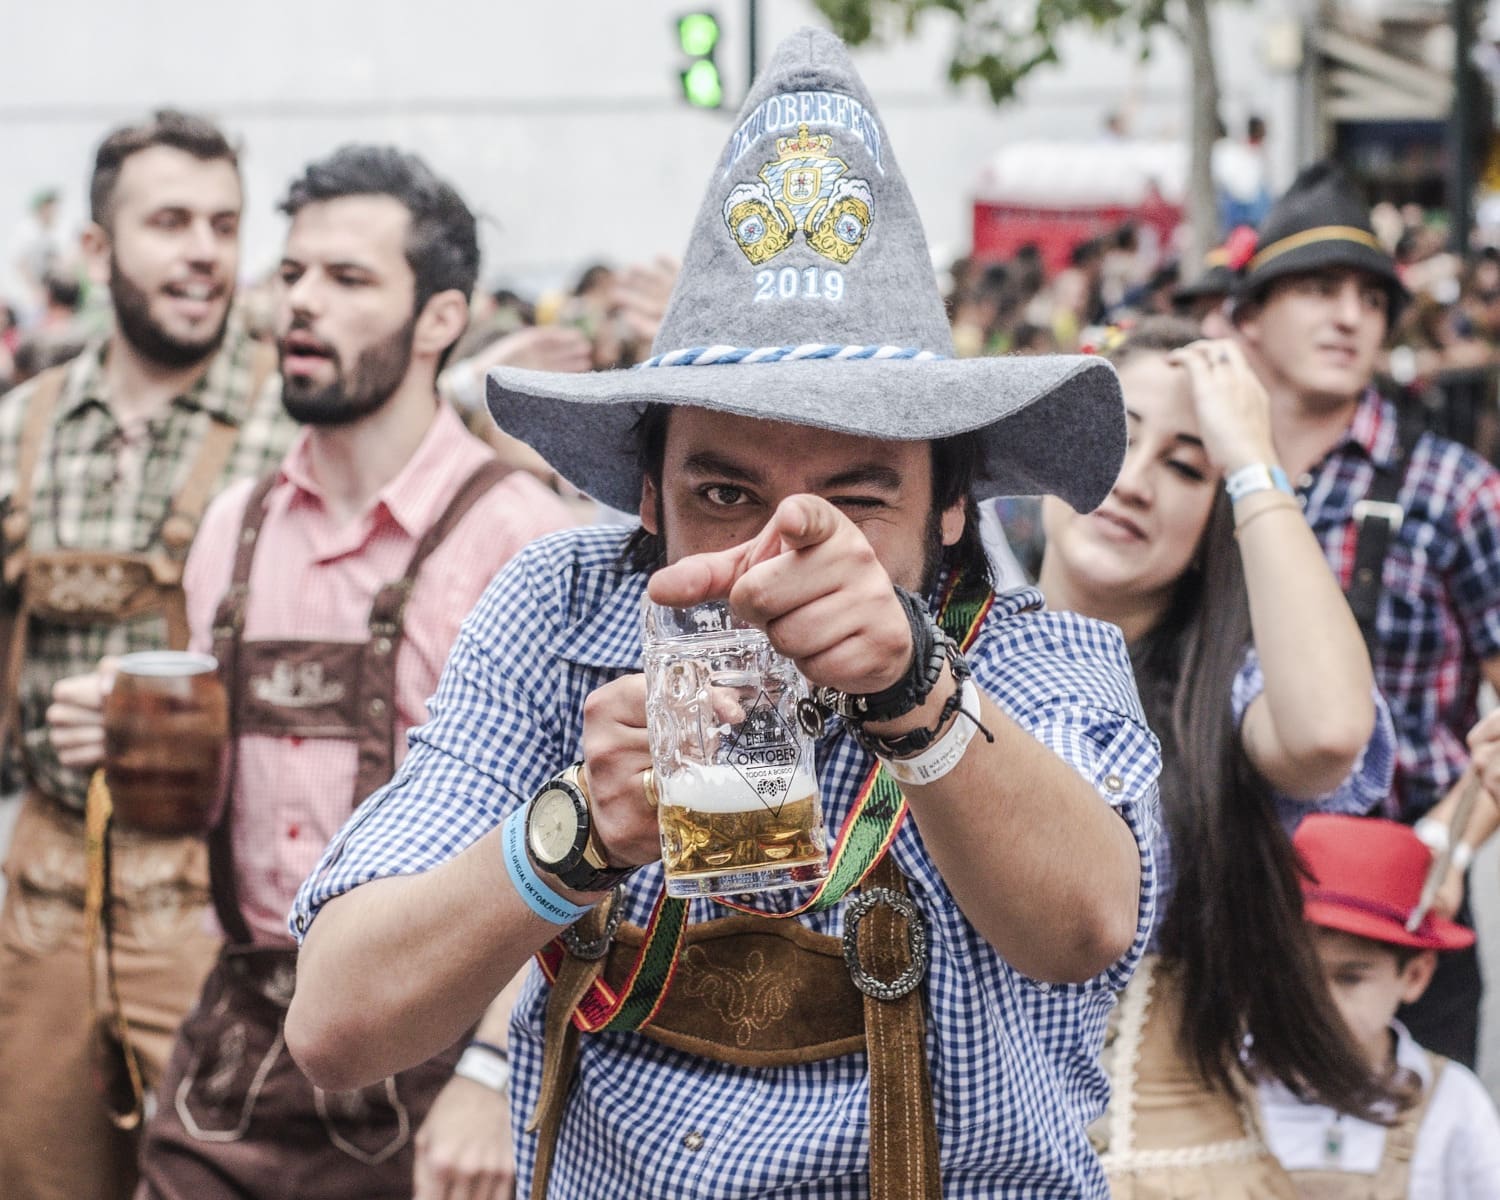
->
[[676, 12, 723, 108]]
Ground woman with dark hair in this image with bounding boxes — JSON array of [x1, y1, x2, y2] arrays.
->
[[1038, 318, 1400, 1196]]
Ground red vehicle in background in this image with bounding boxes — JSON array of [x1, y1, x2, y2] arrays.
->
[[972, 140, 1186, 271]]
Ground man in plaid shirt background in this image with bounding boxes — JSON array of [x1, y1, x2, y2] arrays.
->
[[1234, 161, 1500, 1067], [0, 111, 293, 1200]]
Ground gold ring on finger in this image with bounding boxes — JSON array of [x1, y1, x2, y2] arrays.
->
[[641, 768, 660, 810]]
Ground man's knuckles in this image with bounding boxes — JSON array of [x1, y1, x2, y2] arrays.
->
[[581, 676, 646, 724]]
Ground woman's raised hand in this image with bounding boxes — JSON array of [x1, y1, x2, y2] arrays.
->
[[1168, 338, 1279, 476]]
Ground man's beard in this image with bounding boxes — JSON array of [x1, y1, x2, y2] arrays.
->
[[110, 255, 230, 370], [279, 317, 414, 427]]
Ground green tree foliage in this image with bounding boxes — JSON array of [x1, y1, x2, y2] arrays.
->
[[815, 0, 1175, 104], [814, 0, 1222, 271]]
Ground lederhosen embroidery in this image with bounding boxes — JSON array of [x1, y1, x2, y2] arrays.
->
[[153, 458, 509, 1173], [1284, 1052, 1446, 1199], [534, 856, 937, 1200]]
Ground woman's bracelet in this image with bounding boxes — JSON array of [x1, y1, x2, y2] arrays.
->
[[1232, 497, 1302, 539]]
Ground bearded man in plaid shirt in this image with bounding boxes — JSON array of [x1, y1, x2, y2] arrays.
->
[[0, 112, 292, 1200], [287, 29, 1160, 1200], [1233, 162, 1500, 1066]]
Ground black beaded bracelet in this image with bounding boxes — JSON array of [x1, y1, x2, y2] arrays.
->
[[808, 586, 947, 725], [847, 648, 994, 759]]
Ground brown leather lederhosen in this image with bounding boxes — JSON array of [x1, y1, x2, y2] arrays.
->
[[135, 457, 511, 1200], [532, 853, 942, 1199], [0, 348, 276, 759], [1285, 1053, 1446, 1200]]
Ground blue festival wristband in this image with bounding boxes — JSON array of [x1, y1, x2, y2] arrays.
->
[[502, 808, 592, 926], [1224, 462, 1293, 503]]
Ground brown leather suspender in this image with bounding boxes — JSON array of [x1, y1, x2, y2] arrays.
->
[[208, 457, 512, 943], [0, 365, 68, 750]]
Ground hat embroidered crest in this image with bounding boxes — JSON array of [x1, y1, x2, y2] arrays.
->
[[486, 27, 1127, 516]]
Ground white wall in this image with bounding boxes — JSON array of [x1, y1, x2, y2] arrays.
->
[[1, 0, 1296, 295]]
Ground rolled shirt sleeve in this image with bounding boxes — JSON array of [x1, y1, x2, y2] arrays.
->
[[1229, 645, 1397, 827], [961, 600, 1161, 994]]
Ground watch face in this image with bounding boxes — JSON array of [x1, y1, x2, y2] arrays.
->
[[528, 788, 580, 866]]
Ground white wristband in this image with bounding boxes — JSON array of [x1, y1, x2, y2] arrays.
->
[[877, 678, 981, 787], [1414, 817, 1451, 855], [1225, 462, 1293, 503], [1415, 817, 1474, 872], [453, 1043, 511, 1095]]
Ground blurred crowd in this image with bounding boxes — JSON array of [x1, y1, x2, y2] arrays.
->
[[12, 172, 1500, 454], [944, 204, 1500, 383]]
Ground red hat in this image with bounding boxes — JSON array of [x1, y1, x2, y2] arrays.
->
[[1294, 814, 1474, 952]]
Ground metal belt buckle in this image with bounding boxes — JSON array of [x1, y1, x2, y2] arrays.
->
[[1353, 499, 1404, 535], [561, 884, 625, 961], [842, 887, 928, 1000]]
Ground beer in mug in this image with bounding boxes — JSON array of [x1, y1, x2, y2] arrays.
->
[[103, 651, 229, 836], [643, 599, 829, 898]]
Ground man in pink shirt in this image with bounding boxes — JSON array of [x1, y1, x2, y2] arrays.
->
[[49, 145, 574, 1199]]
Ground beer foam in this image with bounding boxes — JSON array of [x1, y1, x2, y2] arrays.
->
[[116, 651, 218, 677], [661, 762, 817, 813]]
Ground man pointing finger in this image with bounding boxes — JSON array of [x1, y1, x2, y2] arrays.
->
[[287, 28, 1160, 1200]]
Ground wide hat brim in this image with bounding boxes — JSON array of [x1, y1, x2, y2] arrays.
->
[[1302, 895, 1475, 953], [487, 353, 1125, 515], [1238, 239, 1409, 312]]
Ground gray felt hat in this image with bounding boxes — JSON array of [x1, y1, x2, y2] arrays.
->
[[486, 26, 1125, 515]]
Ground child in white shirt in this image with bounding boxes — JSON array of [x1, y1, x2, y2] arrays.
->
[[1257, 813, 1500, 1198]]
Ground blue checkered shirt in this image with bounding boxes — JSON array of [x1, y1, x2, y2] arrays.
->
[[1146, 648, 1396, 952], [293, 526, 1162, 1199], [1301, 390, 1500, 819]]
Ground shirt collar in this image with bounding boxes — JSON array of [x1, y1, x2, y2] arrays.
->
[[58, 313, 259, 426], [277, 399, 474, 539], [1341, 387, 1402, 470], [1391, 1019, 1435, 1088], [54, 342, 108, 420]]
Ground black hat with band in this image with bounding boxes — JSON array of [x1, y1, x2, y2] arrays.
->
[[1235, 160, 1408, 316]]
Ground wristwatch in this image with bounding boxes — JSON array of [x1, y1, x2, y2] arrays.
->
[[525, 763, 635, 894]]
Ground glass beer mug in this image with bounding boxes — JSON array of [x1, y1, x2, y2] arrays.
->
[[103, 651, 229, 836], [643, 599, 830, 898]]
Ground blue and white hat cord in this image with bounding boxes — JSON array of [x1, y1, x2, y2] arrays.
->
[[638, 343, 945, 368]]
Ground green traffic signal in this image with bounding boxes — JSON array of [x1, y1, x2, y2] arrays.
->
[[681, 59, 724, 108], [678, 12, 720, 57], [675, 11, 723, 108]]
